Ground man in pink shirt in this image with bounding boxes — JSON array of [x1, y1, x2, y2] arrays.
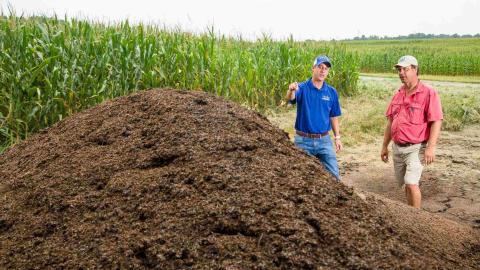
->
[[381, 55, 443, 209]]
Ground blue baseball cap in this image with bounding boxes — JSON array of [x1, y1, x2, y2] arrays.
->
[[313, 55, 332, 68]]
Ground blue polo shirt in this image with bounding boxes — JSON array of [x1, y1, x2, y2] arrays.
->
[[290, 79, 341, 134]]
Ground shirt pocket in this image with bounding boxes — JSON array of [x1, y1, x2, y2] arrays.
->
[[391, 102, 402, 118], [408, 102, 425, 124]]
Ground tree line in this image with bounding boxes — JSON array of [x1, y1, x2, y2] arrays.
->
[[348, 33, 480, 41]]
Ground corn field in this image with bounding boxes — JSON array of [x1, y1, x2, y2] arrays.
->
[[343, 38, 480, 76], [0, 14, 359, 150]]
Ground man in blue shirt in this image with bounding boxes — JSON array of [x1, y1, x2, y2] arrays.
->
[[286, 55, 342, 181]]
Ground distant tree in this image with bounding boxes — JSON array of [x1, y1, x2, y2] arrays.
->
[[346, 32, 480, 41]]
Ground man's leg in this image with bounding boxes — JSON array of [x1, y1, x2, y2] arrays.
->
[[392, 151, 407, 187], [295, 135, 339, 181], [405, 184, 421, 208], [393, 143, 423, 208], [315, 136, 340, 181], [403, 144, 424, 208]]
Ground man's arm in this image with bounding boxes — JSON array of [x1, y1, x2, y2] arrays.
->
[[330, 116, 342, 152], [286, 82, 298, 101], [424, 120, 442, 165], [381, 118, 393, 163]]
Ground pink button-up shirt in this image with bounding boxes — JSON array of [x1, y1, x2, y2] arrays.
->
[[386, 81, 443, 144]]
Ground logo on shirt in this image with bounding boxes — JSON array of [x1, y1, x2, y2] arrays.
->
[[322, 95, 330, 101]]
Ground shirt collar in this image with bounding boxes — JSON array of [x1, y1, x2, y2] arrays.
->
[[399, 80, 423, 95], [308, 78, 325, 90]]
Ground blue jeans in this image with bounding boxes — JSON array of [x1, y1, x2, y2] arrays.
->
[[294, 134, 340, 181]]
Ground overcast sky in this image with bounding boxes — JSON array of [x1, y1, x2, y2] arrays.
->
[[2, 0, 479, 40]]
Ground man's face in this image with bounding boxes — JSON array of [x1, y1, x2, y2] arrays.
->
[[396, 65, 417, 84], [312, 63, 330, 82]]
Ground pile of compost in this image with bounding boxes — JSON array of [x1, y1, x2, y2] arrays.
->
[[1, 89, 478, 269]]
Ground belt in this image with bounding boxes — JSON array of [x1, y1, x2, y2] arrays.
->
[[395, 141, 426, 147], [296, 130, 329, 138], [395, 142, 415, 147]]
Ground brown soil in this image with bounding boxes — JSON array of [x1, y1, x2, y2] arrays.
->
[[1, 89, 479, 269]]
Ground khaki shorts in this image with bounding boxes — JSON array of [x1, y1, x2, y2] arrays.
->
[[392, 143, 425, 186]]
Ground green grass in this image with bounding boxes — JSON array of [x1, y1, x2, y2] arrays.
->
[[342, 38, 480, 76], [441, 94, 480, 131], [361, 73, 480, 84]]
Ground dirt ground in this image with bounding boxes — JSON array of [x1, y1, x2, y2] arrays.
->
[[1, 88, 479, 269], [340, 124, 480, 227]]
